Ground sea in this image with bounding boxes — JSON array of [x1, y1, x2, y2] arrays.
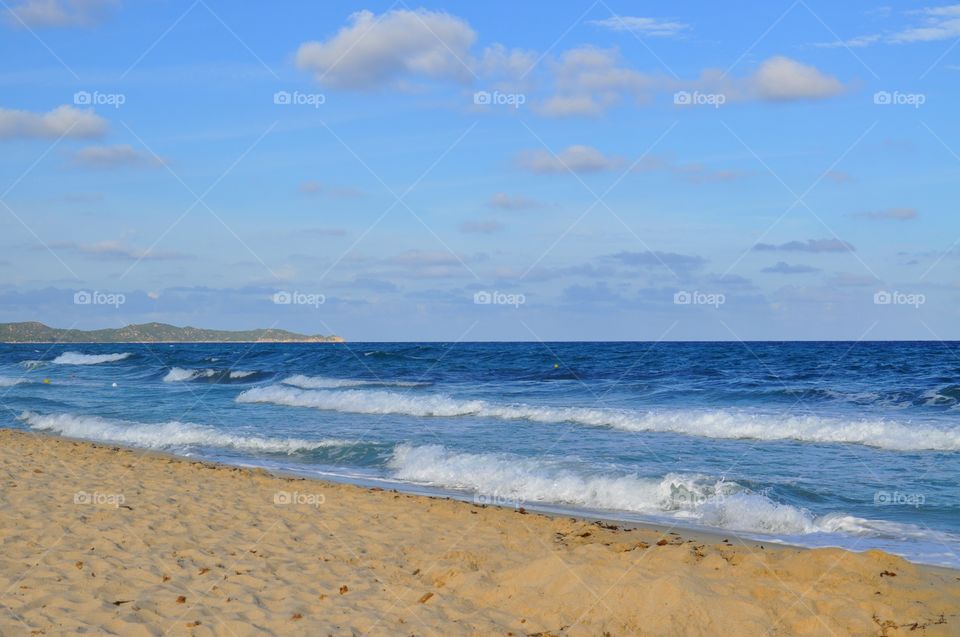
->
[[2, 341, 958, 568]]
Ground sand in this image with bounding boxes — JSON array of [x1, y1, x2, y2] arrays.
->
[[0, 430, 957, 636]]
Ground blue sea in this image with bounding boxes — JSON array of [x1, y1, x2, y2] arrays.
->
[[2, 342, 959, 567]]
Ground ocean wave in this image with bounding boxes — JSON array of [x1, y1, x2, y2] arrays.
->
[[52, 352, 131, 365], [20, 360, 46, 370], [813, 513, 957, 541], [236, 385, 960, 452], [17, 411, 351, 454], [238, 385, 479, 415], [921, 385, 960, 407], [388, 444, 826, 535], [0, 376, 27, 387], [163, 367, 264, 383], [387, 444, 956, 542], [164, 367, 216, 382], [281, 374, 429, 389]]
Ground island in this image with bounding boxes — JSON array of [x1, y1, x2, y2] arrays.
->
[[0, 322, 344, 343]]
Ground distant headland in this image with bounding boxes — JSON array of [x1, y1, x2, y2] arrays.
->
[[0, 322, 344, 344]]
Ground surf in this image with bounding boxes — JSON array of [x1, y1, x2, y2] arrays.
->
[[236, 385, 960, 452], [17, 411, 351, 454], [52, 352, 131, 365]]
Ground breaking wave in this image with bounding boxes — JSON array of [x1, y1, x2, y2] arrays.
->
[[163, 367, 265, 383], [52, 352, 131, 365], [17, 411, 351, 454], [236, 386, 960, 452], [281, 374, 429, 389], [387, 444, 937, 538]]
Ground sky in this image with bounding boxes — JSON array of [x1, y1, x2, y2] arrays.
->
[[0, 0, 958, 341]]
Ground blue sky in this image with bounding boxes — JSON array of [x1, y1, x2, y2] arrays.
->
[[1, 0, 958, 341]]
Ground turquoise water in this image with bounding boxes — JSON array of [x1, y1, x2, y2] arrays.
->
[[2, 341, 958, 567]]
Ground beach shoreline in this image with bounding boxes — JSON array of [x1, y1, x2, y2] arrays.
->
[[1, 428, 957, 636]]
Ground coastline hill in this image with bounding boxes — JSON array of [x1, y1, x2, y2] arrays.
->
[[0, 322, 343, 343]]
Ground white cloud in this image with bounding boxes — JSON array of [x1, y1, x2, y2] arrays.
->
[[538, 52, 841, 115], [477, 43, 537, 80], [828, 272, 880, 287], [816, 4, 960, 46], [487, 192, 545, 210], [69, 144, 165, 169], [535, 46, 655, 117], [754, 239, 856, 253], [686, 57, 844, 103], [386, 250, 463, 267], [894, 4, 960, 42], [0, 105, 107, 139], [52, 239, 186, 261], [295, 8, 477, 89], [379, 249, 475, 279], [762, 262, 821, 274], [536, 94, 606, 117], [294, 9, 842, 113], [517, 145, 623, 174], [551, 46, 651, 94], [633, 155, 749, 184], [588, 15, 689, 38], [747, 56, 845, 101], [852, 207, 918, 221], [79, 241, 182, 260], [5, 0, 117, 28]]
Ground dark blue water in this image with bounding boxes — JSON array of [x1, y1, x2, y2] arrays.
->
[[2, 342, 958, 566]]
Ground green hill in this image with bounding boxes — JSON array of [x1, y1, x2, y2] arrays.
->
[[0, 322, 343, 343]]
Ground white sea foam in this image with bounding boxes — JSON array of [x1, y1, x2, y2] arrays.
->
[[281, 374, 427, 389], [387, 444, 953, 541], [240, 385, 479, 415], [17, 411, 350, 454], [52, 352, 131, 365], [164, 368, 258, 382], [163, 367, 216, 382], [387, 444, 824, 534], [920, 387, 960, 407], [236, 385, 960, 452], [0, 376, 27, 387]]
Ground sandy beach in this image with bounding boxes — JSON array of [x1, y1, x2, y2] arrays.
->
[[0, 429, 956, 637]]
